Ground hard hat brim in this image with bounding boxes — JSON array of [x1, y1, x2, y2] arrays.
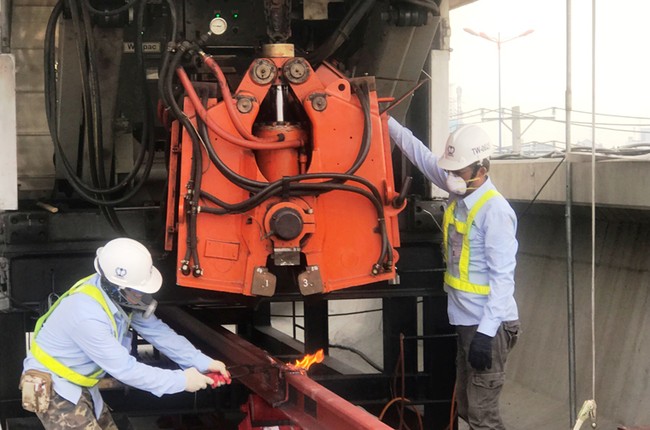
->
[[437, 156, 473, 171], [138, 267, 163, 294], [94, 254, 163, 294]]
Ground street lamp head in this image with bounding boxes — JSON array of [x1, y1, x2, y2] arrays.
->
[[519, 29, 535, 37], [464, 27, 498, 43], [479, 32, 496, 42], [462, 26, 535, 153]]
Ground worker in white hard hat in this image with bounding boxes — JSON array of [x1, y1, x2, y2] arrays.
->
[[21, 237, 231, 430], [388, 118, 520, 430]]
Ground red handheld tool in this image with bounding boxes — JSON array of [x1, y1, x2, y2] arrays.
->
[[205, 372, 232, 388]]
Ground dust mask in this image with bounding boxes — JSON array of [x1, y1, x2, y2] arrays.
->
[[446, 173, 468, 195]]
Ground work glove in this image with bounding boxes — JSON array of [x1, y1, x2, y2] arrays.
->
[[206, 359, 231, 387], [184, 368, 214, 392], [207, 360, 229, 376], [468, 332, 493, 371]]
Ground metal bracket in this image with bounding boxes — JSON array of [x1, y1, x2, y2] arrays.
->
[[298, 265, 323, 295], [251, 266, 277, 296]]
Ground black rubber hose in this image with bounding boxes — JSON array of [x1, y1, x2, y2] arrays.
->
[[80, 0, 106, 187], [79, 0, 127, 233], [345, 82, 372, 176], [193, 77, 374, 215], [167, 45, 374, 202], [199, 172, 390, 267], [185, 66, 372, 193], [165, 56, 265, 191], [67, 0, 99, 188], [68, 0, 122, 232], [44, 0, 155, 204], [200, 171, 382, 214], [44, 0, 62, 127], [189, 90, 210, 275], [159, 49, 215, 272], [288, 182, 389, 268], [307, 0, 376, 65], [82, 0, 140, 16], [158, 0, 178, 109], [199, 180, 391, 270]]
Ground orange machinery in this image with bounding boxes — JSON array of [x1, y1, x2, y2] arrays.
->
[[165, 43, 406, 297]]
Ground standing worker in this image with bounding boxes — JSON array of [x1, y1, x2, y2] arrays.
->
[[21, 237, 231, 429], [389, 118, 520, 430]]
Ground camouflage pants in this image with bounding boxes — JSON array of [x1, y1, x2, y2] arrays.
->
[[36, 389, 118, 430]]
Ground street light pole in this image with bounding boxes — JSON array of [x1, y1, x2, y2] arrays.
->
[[463, 28, 534, 152], [497, 33, 502, 153]]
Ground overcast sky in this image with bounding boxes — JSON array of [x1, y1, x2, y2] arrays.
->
[[448, 0, 650, 149]]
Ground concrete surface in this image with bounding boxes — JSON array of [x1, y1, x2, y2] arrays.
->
[[506, 207, 650, 429], [272, 204, 650, 430]]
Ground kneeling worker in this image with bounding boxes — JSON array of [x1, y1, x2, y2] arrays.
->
[[21, 237, 231, 429]]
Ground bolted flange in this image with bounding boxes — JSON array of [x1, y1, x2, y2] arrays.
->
[[251, 59, 277, 85], [236, 96, 254, 113], [283, 58, 309, 84], [310, 94, 328, 112]]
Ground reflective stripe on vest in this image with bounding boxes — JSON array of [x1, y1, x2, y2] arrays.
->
[[442, 189, 500, 295], [31, 275, 118, 387]]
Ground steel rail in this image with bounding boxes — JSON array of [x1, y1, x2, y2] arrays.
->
[[157, 305, 394, 430]]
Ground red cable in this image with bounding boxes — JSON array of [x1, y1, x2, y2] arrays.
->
[[202, 55, 283, 144], [176, 67, 301, 151]]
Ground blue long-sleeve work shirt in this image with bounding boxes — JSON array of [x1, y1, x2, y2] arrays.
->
[[388, 117, 519, 336], [23, 274, 213, 417]]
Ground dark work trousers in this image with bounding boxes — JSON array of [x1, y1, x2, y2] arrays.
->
[[455, 321, 520, 430], [36, 389, 118, 430]]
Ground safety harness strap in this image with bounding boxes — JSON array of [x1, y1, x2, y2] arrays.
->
[[31, 275, 118, 387]]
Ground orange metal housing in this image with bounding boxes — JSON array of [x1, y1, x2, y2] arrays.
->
[[166, 55, 404, 296]]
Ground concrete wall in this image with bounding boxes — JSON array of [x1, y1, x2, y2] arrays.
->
[[508, 204, 650, 426], [492, 157, 650, 210]]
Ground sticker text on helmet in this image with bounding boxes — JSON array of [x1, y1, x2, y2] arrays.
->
[[472, 144, 490, 155]]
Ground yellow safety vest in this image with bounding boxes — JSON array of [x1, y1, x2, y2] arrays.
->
[[31, 275, 118, 387], [442, 189, 500, 295]]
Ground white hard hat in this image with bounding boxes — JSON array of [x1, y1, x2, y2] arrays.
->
[[437, 124, 493, 171], [94, 238, 162, 294]]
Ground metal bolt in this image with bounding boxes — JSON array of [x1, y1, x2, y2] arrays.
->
[[236, 97, 253, 113], [311, 95, 327, 112], [251, 59, 276, 85], [290, 64, 304, 78], [256, 65, 271, 79], [283, 59, 309, 84]]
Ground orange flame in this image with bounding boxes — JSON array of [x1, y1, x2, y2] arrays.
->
[[291, 349, 324, 371]]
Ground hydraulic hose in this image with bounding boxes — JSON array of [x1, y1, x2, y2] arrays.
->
[[200, 52, 299, 145], [68, 0, 125, 233], [157, 0, 178, 110], [176, 66, 372, 190], [346, 82, 372, 176], [166, 42, 393, 271], [162, 44, 265, 192], [81, 0, 140, 16], [199, 178, 392, 271], [188, 90, 210, 276], [176, 67, 302, 150], [307, 0, 376, 65], [200, 172, 383, 214], [44, 0, 156, 208], [170, 38, 373, 193]]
